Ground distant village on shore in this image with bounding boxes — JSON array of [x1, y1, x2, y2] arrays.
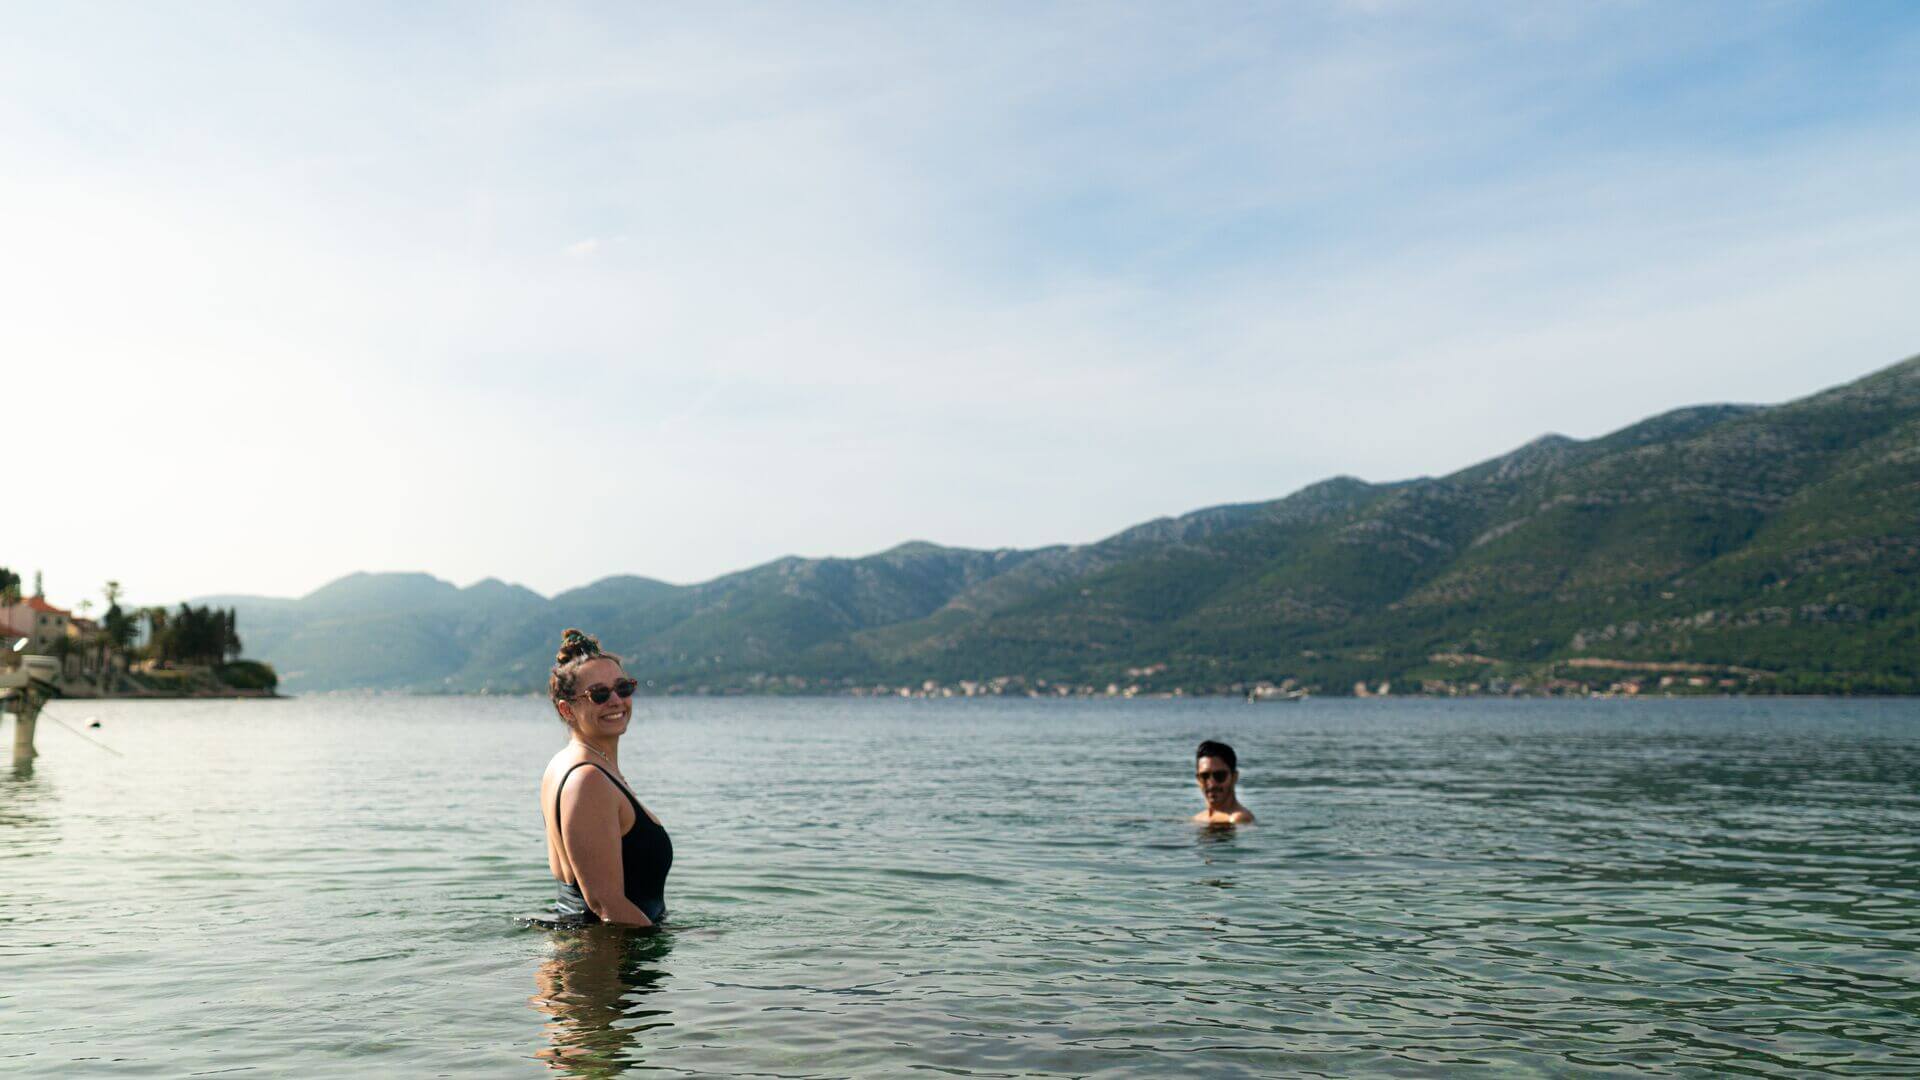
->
[[0, 568, 277, 699], [637, 664, 1764, 702]]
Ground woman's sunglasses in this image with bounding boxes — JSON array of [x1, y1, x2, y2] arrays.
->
[[576, 679, 639, 705]]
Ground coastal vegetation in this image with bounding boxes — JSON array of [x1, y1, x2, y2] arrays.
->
[[142, 603, 244, 668], [201, 354, 1920, 698], [0, 576, 277, 698]]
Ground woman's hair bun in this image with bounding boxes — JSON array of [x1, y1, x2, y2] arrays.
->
[[555, 627, 603, 665], [549, 628, 621, 709]]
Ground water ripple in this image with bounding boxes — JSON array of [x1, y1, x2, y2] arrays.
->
[[4, 697, 1920, 1075]]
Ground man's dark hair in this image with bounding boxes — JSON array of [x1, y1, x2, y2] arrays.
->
[[1196, 740, 1237, 772]]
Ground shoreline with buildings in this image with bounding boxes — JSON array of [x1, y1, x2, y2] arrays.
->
[[532, 667, 1797, 701], [1, 585, 279, 701]]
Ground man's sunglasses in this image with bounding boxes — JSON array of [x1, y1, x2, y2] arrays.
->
[[575, 679, 639, 705], [1196, 768, 1232, 783]]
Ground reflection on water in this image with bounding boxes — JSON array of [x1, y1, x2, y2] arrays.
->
[[1195, 821, 1243, 891], [1194, 821, 1242, 846], [0, 752, 47, 827], [531, 927, 674, 1076]]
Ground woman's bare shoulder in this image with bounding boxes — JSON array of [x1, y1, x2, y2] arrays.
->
[[552, 761, 621, 808], [540, 749, 596, 805]]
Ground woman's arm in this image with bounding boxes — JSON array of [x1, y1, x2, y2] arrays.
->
[[557, 770, 654, 927]]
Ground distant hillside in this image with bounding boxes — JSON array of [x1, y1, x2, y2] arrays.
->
[[205, 354, 1920, 695]]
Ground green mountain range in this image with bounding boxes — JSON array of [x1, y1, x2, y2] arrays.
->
[[205, 355, 1920, 696]]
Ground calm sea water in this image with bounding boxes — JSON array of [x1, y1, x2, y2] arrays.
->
[[3, 696, 1918, 1076]]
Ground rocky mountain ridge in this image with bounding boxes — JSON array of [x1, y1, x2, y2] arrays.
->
[[205, 355, 1920, 695]]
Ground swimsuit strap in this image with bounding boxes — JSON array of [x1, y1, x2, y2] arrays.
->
[[552, 761, 645, 885], [562, 760, 642, 810]]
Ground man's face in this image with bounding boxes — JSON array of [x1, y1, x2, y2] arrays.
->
[[1196, 755, 1237, 809]]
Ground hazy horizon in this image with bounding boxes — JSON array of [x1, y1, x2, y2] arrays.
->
[[122, 350, 1919, 605], [8, 3, 1919, 612]]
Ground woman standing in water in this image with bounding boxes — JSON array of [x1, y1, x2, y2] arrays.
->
[[540, 628, 672, 926]]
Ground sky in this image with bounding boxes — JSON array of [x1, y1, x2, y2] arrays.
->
[[4, 1, 1919, 611]]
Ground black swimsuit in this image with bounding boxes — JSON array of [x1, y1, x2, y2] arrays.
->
[[553, 761, 672, 925]]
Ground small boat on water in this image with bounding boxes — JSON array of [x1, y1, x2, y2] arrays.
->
[[1245, 687, 1307, 703]]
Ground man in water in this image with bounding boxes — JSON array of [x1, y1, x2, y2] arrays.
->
[[1192, 739, 1255, 824]]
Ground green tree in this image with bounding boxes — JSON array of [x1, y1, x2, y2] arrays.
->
[[104, 604, 138, 652], [150, 603, 239, 666], [142, 607, 169, 659], [102, 602, 138, 684], [50, 634, 82, 679], [223, 608, 243, 662]]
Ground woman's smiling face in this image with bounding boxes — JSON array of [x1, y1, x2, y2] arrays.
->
[[561, 656, 633, 738]]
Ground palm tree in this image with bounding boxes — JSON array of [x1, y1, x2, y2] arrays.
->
[[143, 607, 170, 664], [97, 584, 132, 688]]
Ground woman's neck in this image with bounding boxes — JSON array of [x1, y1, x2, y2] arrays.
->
[[573, 734, 619, 767]]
